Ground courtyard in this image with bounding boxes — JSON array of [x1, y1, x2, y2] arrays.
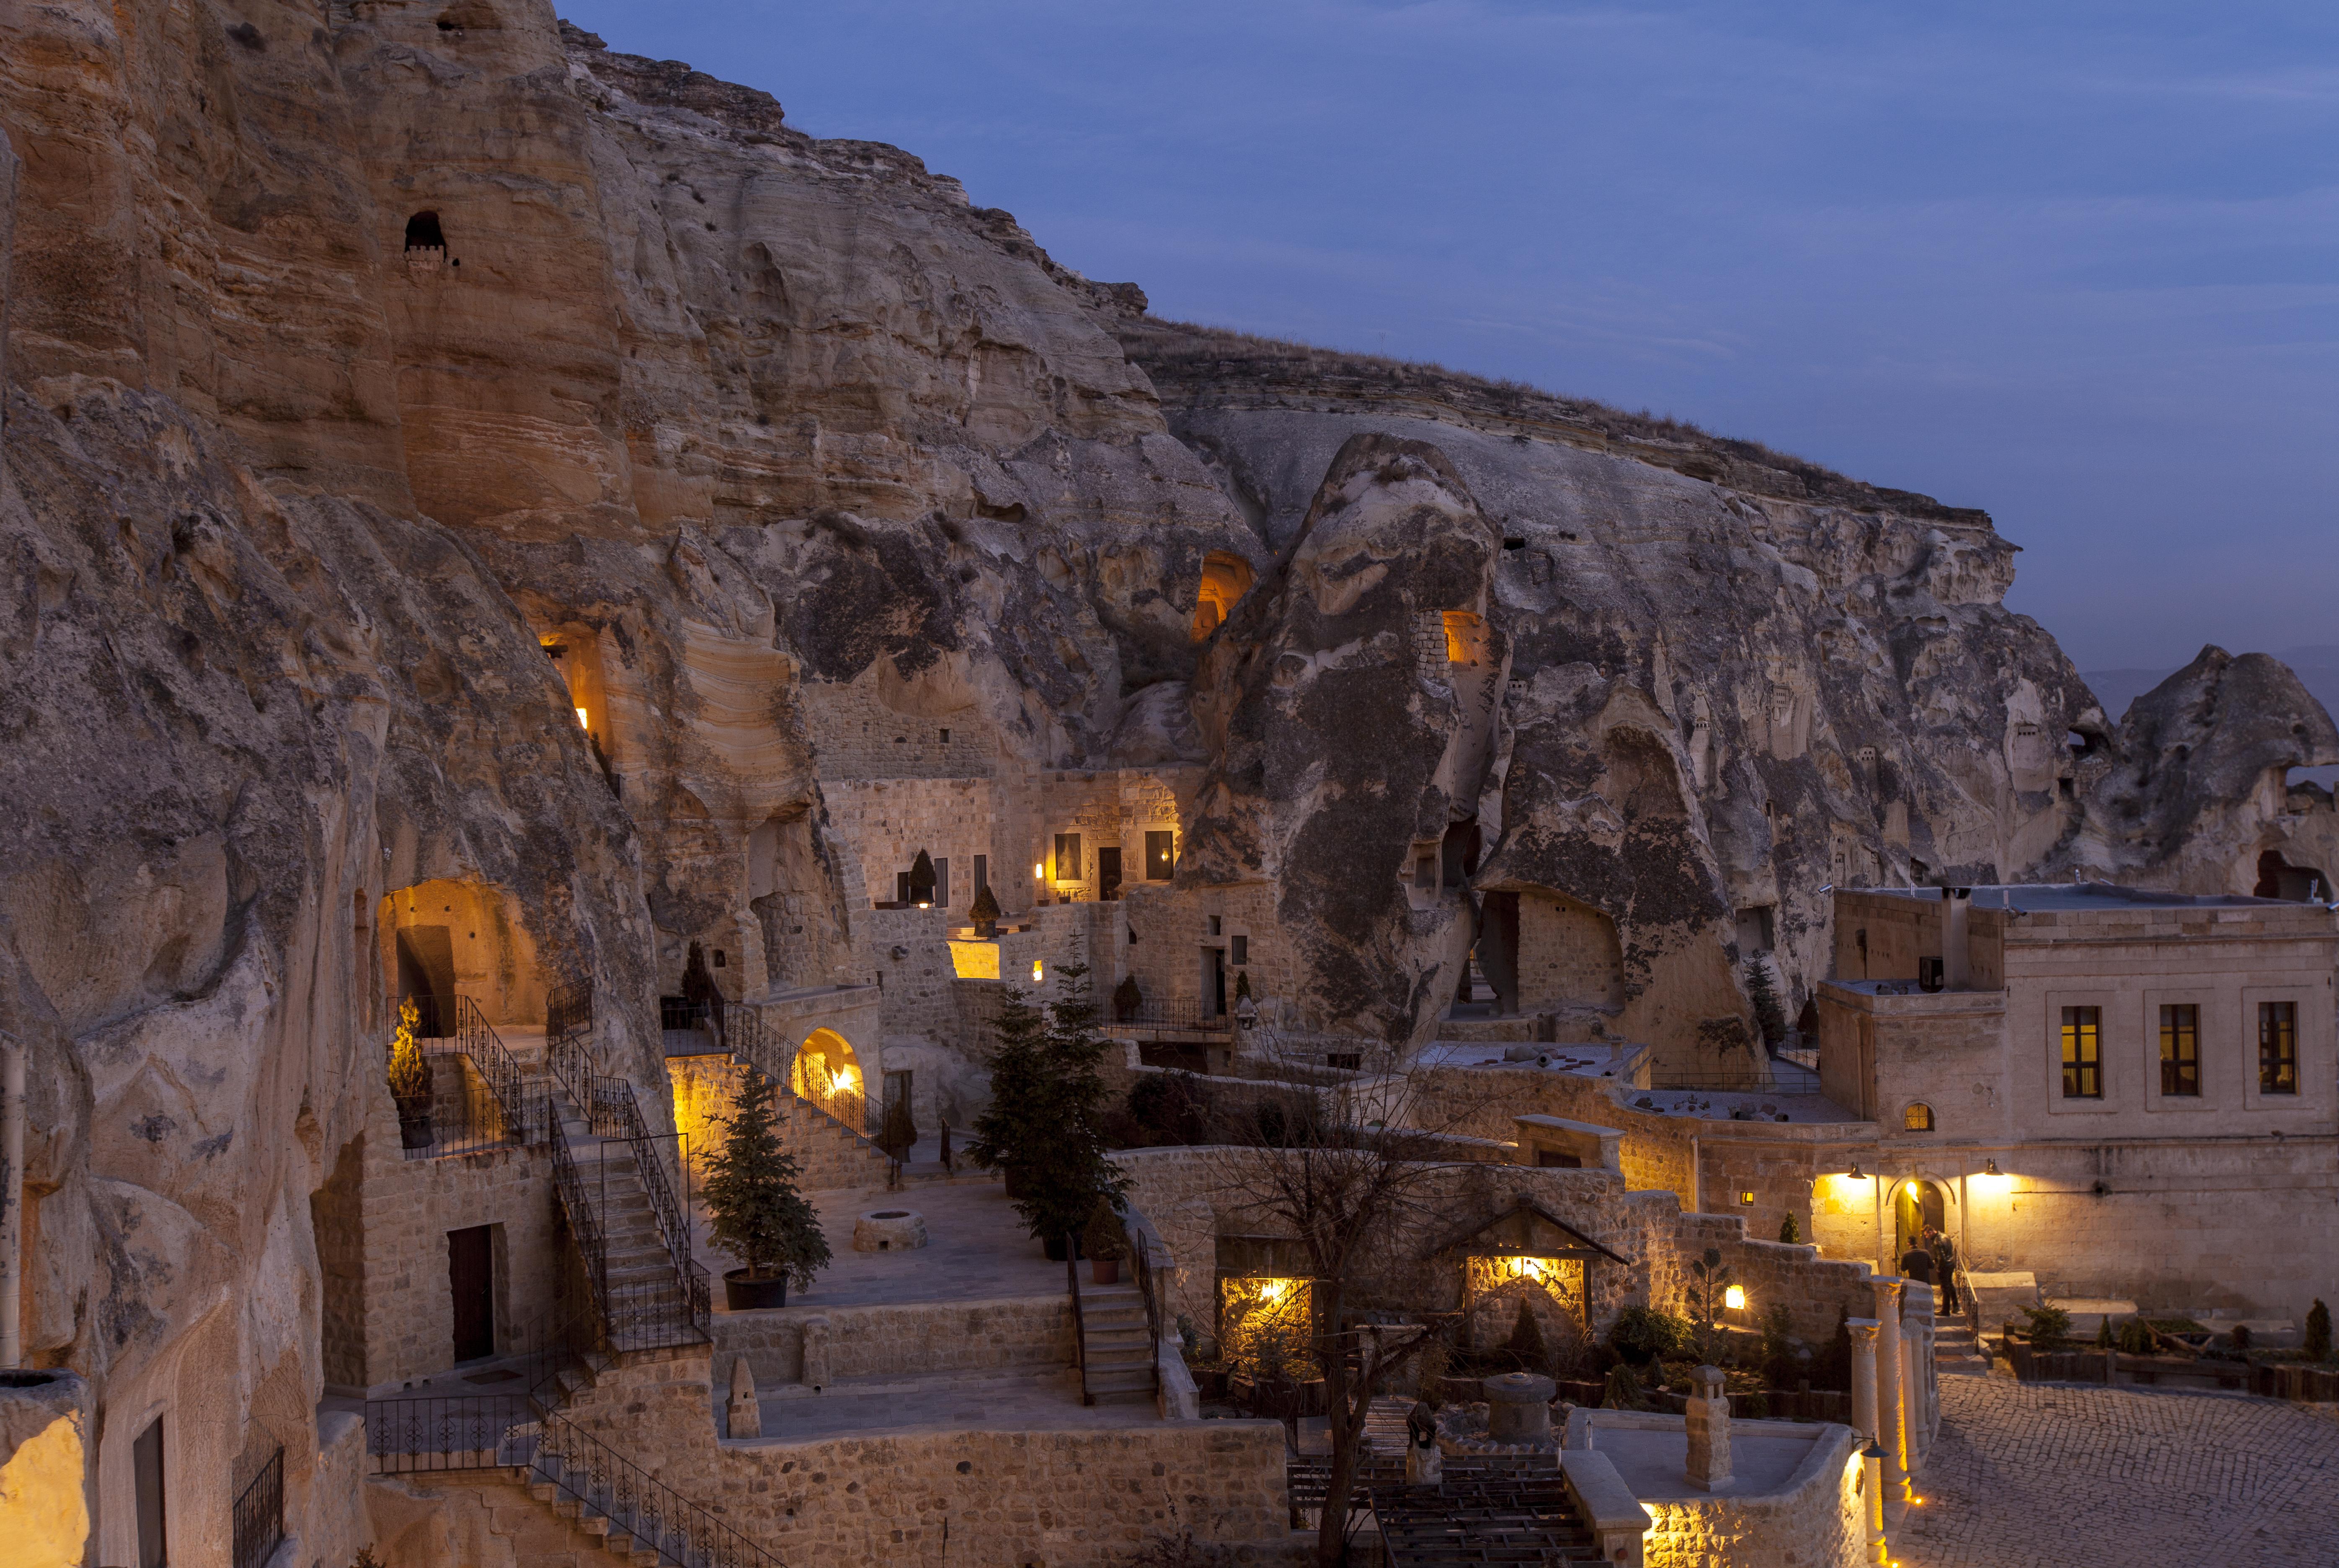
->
[[1898, 1376, 2339, 1568]]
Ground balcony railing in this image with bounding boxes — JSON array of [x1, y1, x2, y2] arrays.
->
[[230, 1447, 282, 1568], [1105, 997, 1232, 1035]]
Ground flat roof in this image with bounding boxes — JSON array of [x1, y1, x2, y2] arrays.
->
[[1842, 883, 2315, 914]]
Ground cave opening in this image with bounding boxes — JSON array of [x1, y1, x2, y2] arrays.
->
[[1190, 552, 1254, 640], [2253, 850, 2329, 902], [404, 211, 446, 250]]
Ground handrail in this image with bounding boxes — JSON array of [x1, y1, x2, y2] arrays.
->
[[722, 1005, 880, 1150], [453, 995, 539, 1145], [1104, 997, 1231, 1034], [545, 979, 593, 1109], [593, 1075, 711, 1344], [1066, 1246, 1091, 1407], [547, 1114, 612, 1308], [230, 1445, 283, 1568], [531, 1406, 780, 1568]]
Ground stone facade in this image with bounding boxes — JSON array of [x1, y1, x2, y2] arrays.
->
[[712, 1296, 1075, 1388]]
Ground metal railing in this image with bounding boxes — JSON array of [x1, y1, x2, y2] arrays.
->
[[1643, 1069, 1792, 1093], [1066, 1248, 1092, 1407], [231, 1446, 282, 1568], [527, 1407, 778, 1568], [551, 1081, 709, 1351], [594, 1076, 710, 1342], [548, 1116, 613, 1308], [1105, 996, 1231, 1034], [452, 995, 538, 1140], [545, 978, 593, 1109], [367, 1395, 533, 1474]]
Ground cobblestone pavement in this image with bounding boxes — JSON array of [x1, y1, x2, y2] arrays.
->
[[1898, 1375, 2339, 1568]]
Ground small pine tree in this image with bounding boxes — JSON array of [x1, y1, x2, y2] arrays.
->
[[2230, 1323, 2253, 1352], [2308, 1299, 2331, 1361], [1234, 969, 1253, 1002], [968, 881, 1002, 932], [1414, 1334, 1450, 1407], [1113, 972, 1142, 1021], [387, 998, 429, 1102], [701, 1065, 831, 1290], [908, 848, 936, 904], [1601, 1362, 1645, 1410], [1779, 1212, 1801, 1245], [1504, 1295, 1548, 1369], [1082, 1200, 1128, 1262], [966, 970, 1129, 1245], [2094, 1315, 2116, 1349], [966, 985, 1051, 1183], [1745, 958, 1787, 1048]]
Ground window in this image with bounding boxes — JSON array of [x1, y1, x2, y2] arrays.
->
[[2060, 1007, 2102, 1099], [1145, 830, 1176, 881], [895, 872, 911, 903], [1740, 1190, 1756, 1205], [135, 1416, 166, 1568], [404, 210, 446, 250], [1231, 935, 1248, 966], [1441, 610, 1481, 664], [1415, 855, 1436, 890], [973, 854, 987, 895], [939, 728, 950, 744], [2260, 1001, 2298, 1095], [1052, 833, 1082, 883], [2159, 1004, 2200, 1096], [1208, 915, 1222, 937], [934, 857, 949, 908], [1327, 1051, 1361, 1071], [1903, 1103, 1935, 1132]]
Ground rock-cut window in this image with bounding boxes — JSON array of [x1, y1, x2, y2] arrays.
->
[[405, 211, 446, 250]]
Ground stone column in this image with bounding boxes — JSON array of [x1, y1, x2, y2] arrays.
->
[[725, 1355, 762, 1439], [1862, 1439, 1888, 1565], [1872, 1276, 1908, 1499], [1847, 1317, 1881, 1444], [1684, 1364, 1732, 1491]]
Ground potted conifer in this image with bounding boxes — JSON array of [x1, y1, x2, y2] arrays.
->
[[969, 882, 1001, 939], [387, 998, 434, 1150], [909, 848, 937, 907], [703, 1064, 831, 1310], [1083, 1201, 1128, 1285]]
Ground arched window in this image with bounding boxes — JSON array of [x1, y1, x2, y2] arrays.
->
[[404, 211, 446, 250], [1903, 1102, 1935, 1132]]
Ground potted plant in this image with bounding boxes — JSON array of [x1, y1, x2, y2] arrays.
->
[[1113, 973, 1142, 1023], [969, 882, 1001, 939], [908, 848, 937, 908], [1083, 1201, 1128, 1285], [702, 1064, 831, 1310], [387, 998, 433, 1150]]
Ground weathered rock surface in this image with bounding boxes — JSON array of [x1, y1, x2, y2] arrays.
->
[[2, 3, 2335, 1556]]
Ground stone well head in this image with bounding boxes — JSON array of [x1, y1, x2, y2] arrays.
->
[[1482, 1372, 1557, 1442]]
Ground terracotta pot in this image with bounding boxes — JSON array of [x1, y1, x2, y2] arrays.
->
[[724, 1269, 789, 1311], [395, 1098, 434, 1150], [1091, 1257, 1120, 1286]]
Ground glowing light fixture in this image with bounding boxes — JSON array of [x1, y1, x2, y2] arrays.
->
[[1848, 1161, 1864, 1180], [1034, 862, 1046, 880], [1725, 1284, 1746, 1311], [1031, 959, 1044, 983], [1984, 1158, 2001, 1176], [575, 706, 590, 729]]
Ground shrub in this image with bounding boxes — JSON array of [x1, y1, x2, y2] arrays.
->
[[1082, 1201, 1128, 1262], [1601, 1362, 1645, 1410], [1608, 1305, 1688, 1366], [1112, 972, 1141, 1020], [2095, 1315, 2116, 1349], [876, 1088, 917, 1163], [1778, 1212, 1800, 1245], [1738, 1390, 1770, 1419], [908, 848, 936, 904], [1234, 969, 1253, 1002], [2230, 1323, 2253, 1352], [2116, 1318, 2156, 1356], [1745, 959, 1787, 1048], [2308, 1300, 2331, 1361], [969, 882, 1002, 931], [2021, 1305, 2073, 1351], [1759, 1304, 1796, 1387], [387, 998, 429, 1103], [1414, 1334, 1450, 1406]]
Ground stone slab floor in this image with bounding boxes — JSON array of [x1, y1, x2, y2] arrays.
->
[[741, 1367, 1150, 1444], [1898, 1375, 2339, 1568], [692, 1176, 1066, 1310]]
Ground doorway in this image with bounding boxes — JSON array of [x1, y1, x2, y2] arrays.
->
[[395, 925, 456, 1038], [1892, 1179, 1945, 1267], [1202, 947, 1228, 1017], [1097, 847, 1123, 902], [449, 1225, 496, 1362]]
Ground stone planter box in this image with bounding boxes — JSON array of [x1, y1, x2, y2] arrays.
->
[[724, 1269, 789, 1311]]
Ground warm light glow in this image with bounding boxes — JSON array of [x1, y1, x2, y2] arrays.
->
[[1031, 959, 1045, 983], [1219, 1275, 1313, 1377], [948, 940, 1000, 980], [1465, 1254, 1583, 1305], [575, 706, 590, 729], [1034, 862, 1046, 879], [1725, 1284, 1747, 1311]]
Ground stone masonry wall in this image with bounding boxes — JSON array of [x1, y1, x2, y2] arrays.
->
[[555, 1347, 1299, 1567], [1638, 1419, 1864, 1568], [712, 1296, 1075, 1387], [1516, 891, 1626, 1009]]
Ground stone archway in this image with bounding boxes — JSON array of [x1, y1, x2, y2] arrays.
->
[[792, 1027, 865, 1126], [1893, 1176, 1951, 1271]]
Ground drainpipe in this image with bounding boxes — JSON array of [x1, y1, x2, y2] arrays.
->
[[0, 1030, 23, 1368], [1688, 1134, 1700, 1214]]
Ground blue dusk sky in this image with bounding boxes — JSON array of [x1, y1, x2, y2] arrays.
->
[[558, 1, 2339, 683]]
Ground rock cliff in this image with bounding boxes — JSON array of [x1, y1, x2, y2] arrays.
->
[[1, 3, 2334, 1555]]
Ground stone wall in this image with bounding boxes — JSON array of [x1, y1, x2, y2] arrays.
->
[[1571, 1412, 1864, 1568], [713, 1295, 1075, 1387], [553, 1346, 1299, 1567], [320, 1080, 563, 1393], [1515, 891, 1626, 1009]]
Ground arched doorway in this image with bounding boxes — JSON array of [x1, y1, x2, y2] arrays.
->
[[793, 1029, 865, 1128], [1892, 1178, 1947, 1269]]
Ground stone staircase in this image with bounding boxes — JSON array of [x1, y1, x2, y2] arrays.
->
[[1934, 1315, 1991, 1377], [778, 1093, 893, 1193], [1077, 1281, 1159, 1406]]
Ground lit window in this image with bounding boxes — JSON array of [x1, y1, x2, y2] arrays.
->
[[1903, 1103, 1934, 1132], [1442, 611, 1481, 664], [2260, 1002, 2298, 1095], [2060, 1008, 2101, 1099], [1739, 1190, 1755, 1205], [575, 706, 589, 729], [1146, 830, 1177, 881], [2159, 1004, 2200, 1096]]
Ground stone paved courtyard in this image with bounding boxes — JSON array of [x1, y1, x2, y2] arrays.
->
[[1899, 1375, 2339, 1568]]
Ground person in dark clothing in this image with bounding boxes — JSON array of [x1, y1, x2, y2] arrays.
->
[[1899, 1243, 1935, 1286]]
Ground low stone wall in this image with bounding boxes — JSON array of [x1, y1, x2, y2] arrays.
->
[[1568, 1410, 1864, 1568], [713, 1295, 1075, 1387], [559, 1346, 1301, 1567]]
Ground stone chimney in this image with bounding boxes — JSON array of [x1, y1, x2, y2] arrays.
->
[[1685, 1364, 1732, 1491], [726, 1355, 762, 1439]]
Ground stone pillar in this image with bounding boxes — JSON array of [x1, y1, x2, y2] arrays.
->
[[1861, 1439, 1888, 1565], [1483, 1372, 1556, 1444], [1684, 1364, 1732, 1492], [1847, 1318, 1881, 1444], [799, 1315, 832, 1391], [1872, 1277, 1908, 1498], [725, 1355, 762, 1439]]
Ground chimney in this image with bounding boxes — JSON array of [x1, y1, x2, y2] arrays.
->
[[1685, 1364, 1733, 1491]]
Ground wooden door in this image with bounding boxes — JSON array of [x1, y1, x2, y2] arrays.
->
[[449, 1225, 495, 1362], [1097, 848, 1122, 901]]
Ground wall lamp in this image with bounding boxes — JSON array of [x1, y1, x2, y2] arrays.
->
[[1847, 1161, 1864, 1180], [1983, 1158, 2001, 1177]]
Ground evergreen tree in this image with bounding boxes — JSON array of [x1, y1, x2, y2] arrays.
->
[[1745, 958, 1788, 1048], [908, 848, 937, 905], [1504, 1296, 1547, 1369], [969, 881, 1002, 934], [967, 970, 1129, 1243], [966, 985, 1052, 1181], [702, 1065, 830, 1290], [1778, 1212, 1801, 1245], [2308, 1299, 2331, 1361], [387, 998, 429, 1103]]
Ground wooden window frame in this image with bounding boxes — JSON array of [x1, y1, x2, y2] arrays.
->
[[2060, 1006, 2102, 1099], [2259, 1001, 2299, 1096], [2159, 1003, 2200, 1098]]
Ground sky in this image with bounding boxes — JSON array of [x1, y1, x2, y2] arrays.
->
[[558, 0, 2339, 677]]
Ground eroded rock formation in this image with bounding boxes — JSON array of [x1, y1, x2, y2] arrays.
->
[[2, 3, 2334, 1558]]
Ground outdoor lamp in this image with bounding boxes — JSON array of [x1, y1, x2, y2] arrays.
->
[[1848, 1161, 1864, 1179], [575, 706, 589, 728], [1984, 1158, 2001, 1176], [1034, 862, 1045, 880], [1031, 960, 1044, 983], [1725, 1285, 1746, 1311]]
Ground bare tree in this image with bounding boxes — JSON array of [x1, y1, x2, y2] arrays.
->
[[1204, 1029, 1502, 1568]]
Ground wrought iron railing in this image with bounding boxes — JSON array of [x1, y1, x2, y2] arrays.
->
[[1067, 1248, 1091, 1408], [591, 1076, 710, 1342], [552, 1079, 708, 1350], [366, 1395, 533, 1474], [231, 1446, 283, 1568], [548, 1115, 612, 1308], [527, 1407, 778, 1567], [545, 978, 593, 1108], [453, 995, 538, 1139], [1104, 996, 1231, 1034]]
